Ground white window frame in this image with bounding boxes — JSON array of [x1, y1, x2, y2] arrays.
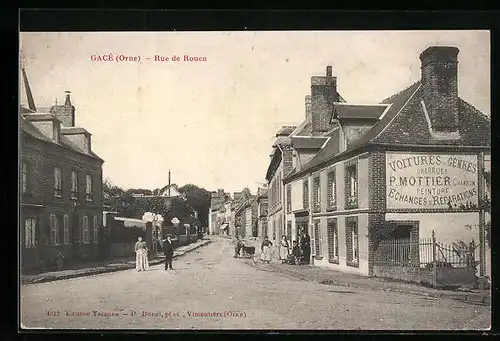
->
[[82, 216, 90, 244], [85, 174, 93, 201], [50, 214, 60, 245], [93, 216, 99, 243], [24, 217, 37, 248], [63, 214, 70, 245], [54, 167, 62, 197]]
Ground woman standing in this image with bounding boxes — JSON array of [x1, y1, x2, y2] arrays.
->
[[135, 237, 149, 271], [260, 236, 273, 264], [279, 235, 290, 263]]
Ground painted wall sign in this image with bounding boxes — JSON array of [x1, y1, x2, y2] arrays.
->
[[386, 153, 478, 209]]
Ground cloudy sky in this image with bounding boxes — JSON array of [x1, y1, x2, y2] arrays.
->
[[19, 31, 490, 194]]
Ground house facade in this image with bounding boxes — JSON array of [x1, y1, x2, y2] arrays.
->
[[256, 187, 269, 239], [20, 68, 104, 272], [208, 189, 230, 235], [283, 46, 491, 278]]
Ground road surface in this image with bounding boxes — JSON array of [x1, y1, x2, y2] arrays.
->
[[20, 237, 490, 330]]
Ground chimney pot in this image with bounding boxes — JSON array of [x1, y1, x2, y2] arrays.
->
[[326, 65, 332, 77]]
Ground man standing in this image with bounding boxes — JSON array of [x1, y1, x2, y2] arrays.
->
[[163, 235, 174, 271], [300, 230, 311, 265]]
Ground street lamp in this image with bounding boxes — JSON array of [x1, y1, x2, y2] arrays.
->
[[142, 212, 164, 256]]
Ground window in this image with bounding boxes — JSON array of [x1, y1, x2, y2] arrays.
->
[[24, 218, 37, 248], [82, 216, 90, 244], [312, 220, 323, 258], [303, 179, 309, 210], [346, 217, 359, 266], [49, 214, 60, 245], [286, 185, 292, 213], [71, 171, 78, 199], [312, 176, 321, 213], [22, 162, 30, 194], [327, 171, 337, 211], [345, 163, 358, 209], [327, 219, 339, 263], [85, 174, 93, 201], [54, 167, 62, 197], [63, 215, 70, 245]]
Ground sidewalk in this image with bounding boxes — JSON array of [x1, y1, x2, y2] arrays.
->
[[242, 240, 490, 306], [22, 239, 211, 285]]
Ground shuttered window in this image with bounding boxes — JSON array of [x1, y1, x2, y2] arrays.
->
[[312, 176, 321, 213], [303, 179, 309, 210], [327, 218, 339, 263], [312, 219, 322, 257]]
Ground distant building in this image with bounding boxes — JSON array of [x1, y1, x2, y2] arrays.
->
[[20, 68, 104, 271], [256, 187, 269, 239]]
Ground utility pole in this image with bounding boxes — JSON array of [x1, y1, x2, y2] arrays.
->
[[478, 151, 486, 277], [168, 169, 171, 196]]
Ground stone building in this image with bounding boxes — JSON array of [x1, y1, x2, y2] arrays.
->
[[208, 189, 230, 235], [283, 46, 491, 278], [20, 68, 104, 272]]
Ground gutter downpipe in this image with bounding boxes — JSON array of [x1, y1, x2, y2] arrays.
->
[[276, 142, 286, 241]]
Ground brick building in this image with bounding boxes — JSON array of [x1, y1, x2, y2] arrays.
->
[[20, 68, 104, 272], [283, 46, 491, 277], [265, 65, 345, 243]]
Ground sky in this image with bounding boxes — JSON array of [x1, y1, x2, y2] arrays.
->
[[19, 31, 490, 194]]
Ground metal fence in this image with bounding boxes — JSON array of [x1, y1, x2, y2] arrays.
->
[[374, 230, 479, 288], [374, 230, 477, 268]]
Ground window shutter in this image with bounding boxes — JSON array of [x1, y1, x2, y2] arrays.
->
[[311, 223, 316, 256], [318, 222, 323, 256]]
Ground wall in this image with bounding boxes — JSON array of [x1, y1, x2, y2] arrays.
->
[[314, 213, 370, 276], [21, 131, 103, 270], [290, 177, 304, 212]]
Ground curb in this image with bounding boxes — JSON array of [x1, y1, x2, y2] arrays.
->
[[246, 261, 490, 306], [22, 240, 211, 285]]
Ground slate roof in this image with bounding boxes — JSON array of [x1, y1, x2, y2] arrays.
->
[[276, 126, 297, 136], [290, 136, 328, 149], [21, 115, 104, 161], [61, 127, 90, 135], [284, 79, 490, 181], [332, 103, 388, 121]]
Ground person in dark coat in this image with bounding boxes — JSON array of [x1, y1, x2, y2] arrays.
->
[[300, 230, 311, 265], [163, 235, 174, 270], [291, 240, 302, 265]]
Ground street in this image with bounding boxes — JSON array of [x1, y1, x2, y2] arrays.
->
[[20, 237, 490, 330]]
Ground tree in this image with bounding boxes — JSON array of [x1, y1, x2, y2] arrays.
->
[[178, 184, 212, 227], [102, 178, 126, 212]]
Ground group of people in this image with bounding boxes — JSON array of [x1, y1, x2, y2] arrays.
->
[[134, 235, 175, 272], [260, 230, 311, 265]]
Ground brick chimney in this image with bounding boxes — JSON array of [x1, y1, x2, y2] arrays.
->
[[311, 66, 338, 135], [305, 95, 312, 119], [420, 46, 460, 133], [50, 91, 76, 127]]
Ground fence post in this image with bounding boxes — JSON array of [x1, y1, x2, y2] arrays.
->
[[432, 230, 437, 288]]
